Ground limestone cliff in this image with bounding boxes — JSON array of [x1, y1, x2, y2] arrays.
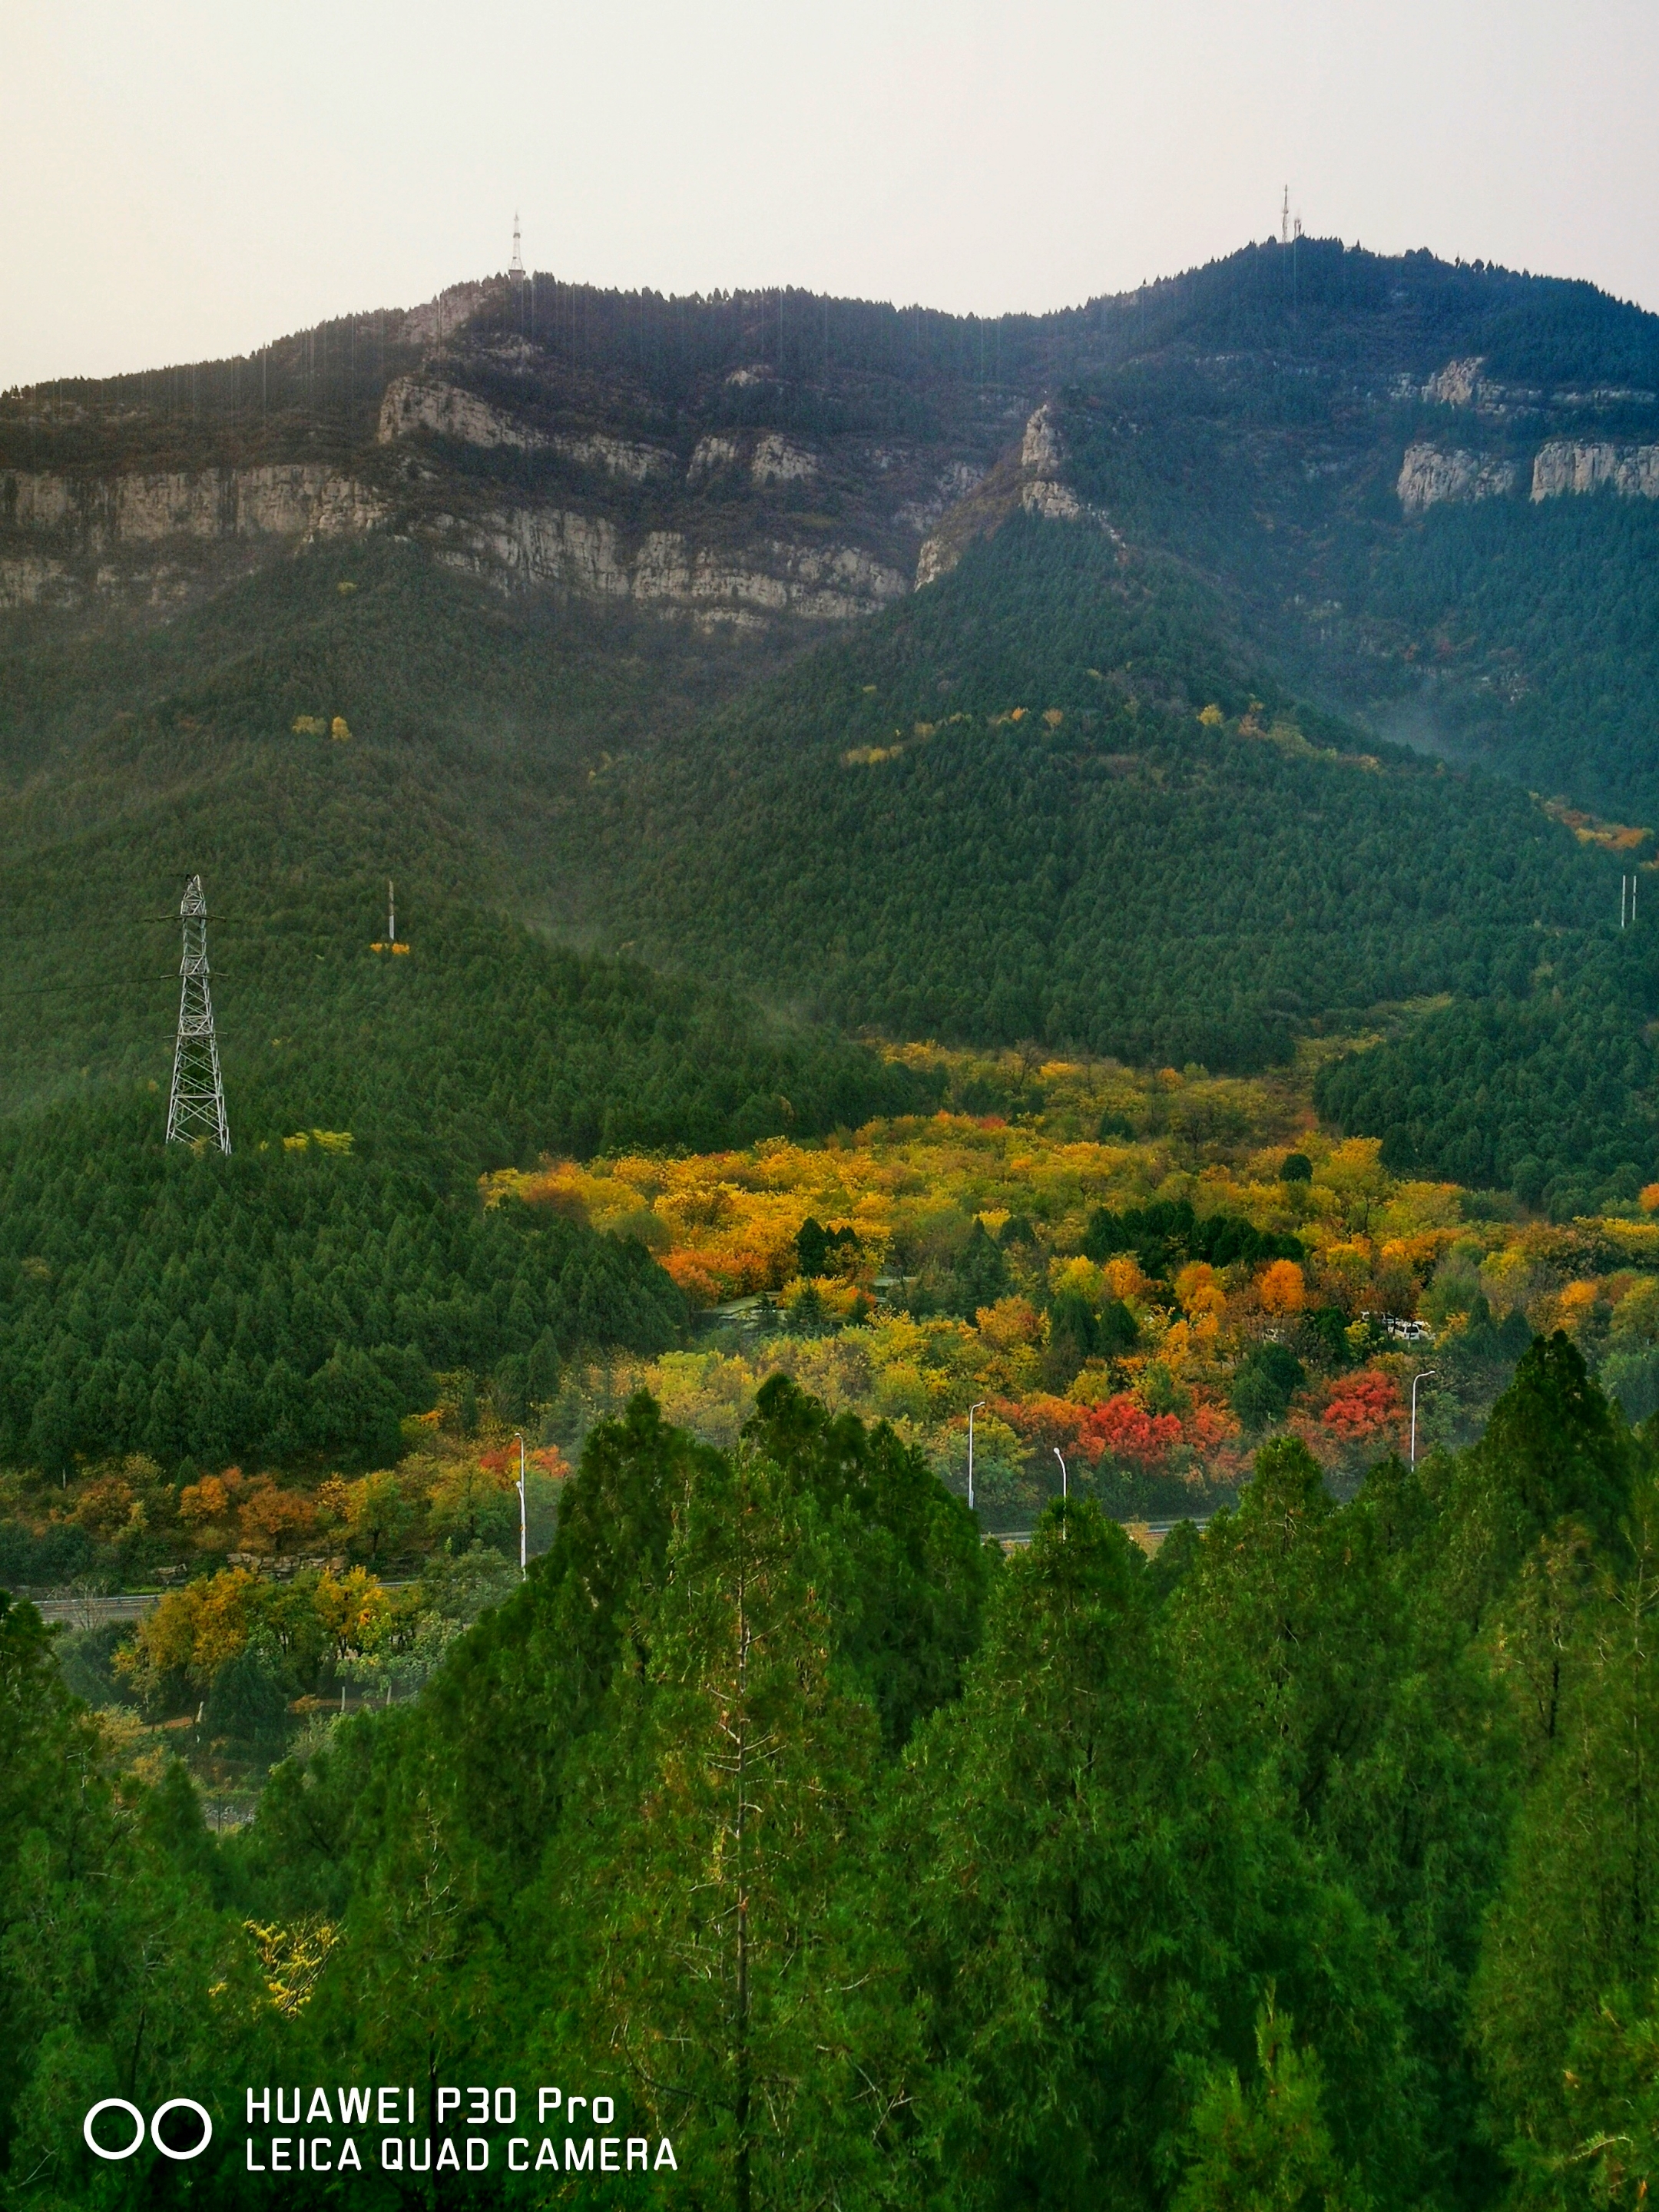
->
[[3, 462, 384, 545], [917, 402, 1114, 587], [1397, 443, 1518, 512], [378, 376, 677, 482], [432, 505, 905, 630], [1422, 357, 1485, 409], [0, 275, 1017, 631], [1532, 440, 1659, 500]]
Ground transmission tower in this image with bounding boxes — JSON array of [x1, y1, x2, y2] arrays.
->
[[164, 875, 230, 1152]]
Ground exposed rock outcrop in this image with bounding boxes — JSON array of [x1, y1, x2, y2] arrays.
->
[[558, 432, 675, 484], [687, 435, 742, 485], [1397, 443, 1518, 512], [379, 376, 544, 452], [750, 433, 819, 486], [432, 504, 906, 628], [377, 376, 677, 482], [1021, 479, 1084, 522], [0, 555, 70, 610], [1532, 440, 1659, 501], [1422, 358, 1485, 408], [917, 403, 1114, 587], [1020, 402, 1065, 473], [894, 461, 986, 535], [2, 464, 386, 548]]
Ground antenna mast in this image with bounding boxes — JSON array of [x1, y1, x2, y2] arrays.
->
[[1282, 186, 1290, 245], [509, 211, 526, 286], [165, 875, 230, 1152]]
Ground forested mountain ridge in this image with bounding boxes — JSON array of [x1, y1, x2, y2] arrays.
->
[[8, 235, 1659, 822], [5, 238, 1659, 1229], [575, 515, 1659, 1212]]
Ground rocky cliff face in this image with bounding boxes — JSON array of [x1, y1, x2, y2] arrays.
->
[[0, 463, 386, 609], [1397, 443, 1519, 512], [2, 463, 385, 543], [0, 285, 1026, 631], [1396, 435, 1659, 512], [916, 402, 1114, 586], [431, 504, 906, 630], [1532, 440, 1659, 500]]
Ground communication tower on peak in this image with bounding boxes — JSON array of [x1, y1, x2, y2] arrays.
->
[[165, 876, 230, 1153], [509, 211, 526, 286], [1281, 187, 1290, 246]]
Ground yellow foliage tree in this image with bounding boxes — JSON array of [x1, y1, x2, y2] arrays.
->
[[1257, 1260, 1307, 1315]]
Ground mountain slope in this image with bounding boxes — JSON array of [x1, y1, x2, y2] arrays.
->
[[11, 240, 1659, 822], [6, 241, 1659, 1221], [583, 518, 1626, 1071]]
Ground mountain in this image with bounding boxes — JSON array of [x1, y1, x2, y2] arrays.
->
[[4, 240, 1659, 1222]]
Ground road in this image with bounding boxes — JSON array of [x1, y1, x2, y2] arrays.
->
[[995, 1516, 1211, 1551], [34, 1591, 158, 1627]]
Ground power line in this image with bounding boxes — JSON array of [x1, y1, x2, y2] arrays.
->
[[0, 976, 199, 1002]]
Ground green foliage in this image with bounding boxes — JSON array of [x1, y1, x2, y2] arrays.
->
[[1085, 1197, 1305, 1277], [1231, 1343, 1308, 1430], [1173, 1999, 1357, 2212], [888, 1501, 1233, 2206], [1315, 935, 1659, 1209], [588, 522, 1622, 1075], [202, 1627, 294, 1753], [8, 1355, 1659, 2206], [0, 1091, 687, 1475]]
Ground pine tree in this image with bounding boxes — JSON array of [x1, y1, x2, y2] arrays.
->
[[549, 1446, 911, 2208]]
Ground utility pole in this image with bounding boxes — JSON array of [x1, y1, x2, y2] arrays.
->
[[1410, 1369, 1435, 1468], [165, 876, 230, 1152], [513, 1432, 527, 1577], [967, 1400, 985, 1514]]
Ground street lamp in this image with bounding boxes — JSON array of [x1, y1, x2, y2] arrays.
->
[[1054, 1445, 1068, 1539], [967, 1401, 985, 1513], [512, 1432, 527, 1578], [1409, 1372, 1435, 1469]]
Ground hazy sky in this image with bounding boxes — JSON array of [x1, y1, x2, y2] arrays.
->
[[5, 0, 1657, 389]]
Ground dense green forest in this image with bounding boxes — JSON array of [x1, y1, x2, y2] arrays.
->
[[0, 906, 935, 1479], [0, 538, 769, 1114], [7, 1346, 1659, 2206], [14, 238, 1659, 2207], [1343, 492, 1659, 822], [1314, 922, 1659, 1214], [11, 243, 1659, 1205], [0, 531, 939, 1480], [590, 520, 1630, 1081]]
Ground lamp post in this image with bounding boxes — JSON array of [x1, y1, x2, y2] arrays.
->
[[1054, 1445, 1068, 1538], [967, 1401, 985, 1514], [512, 1432, 527, 1578], [1409, 1372, 1435, 1469]]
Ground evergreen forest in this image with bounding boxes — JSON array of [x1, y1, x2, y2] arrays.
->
[[11, 233, 1659, 2208], [10, 1350, 1659, 2207]]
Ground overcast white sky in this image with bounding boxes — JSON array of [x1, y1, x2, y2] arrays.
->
[[5, 0, 1657, 389]]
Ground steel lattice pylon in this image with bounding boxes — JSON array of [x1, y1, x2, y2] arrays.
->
[[164, 875, 230, 1153]]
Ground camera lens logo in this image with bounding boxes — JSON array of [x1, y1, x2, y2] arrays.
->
[[84, 2098, 214, 2161]]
